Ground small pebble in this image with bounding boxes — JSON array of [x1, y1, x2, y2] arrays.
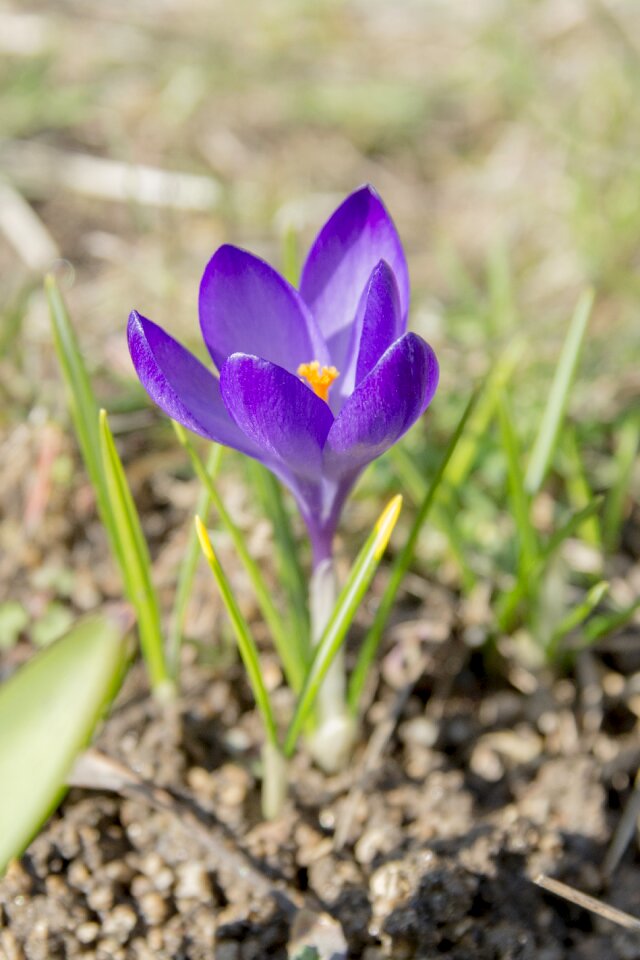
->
[[102, 904, 138, 942], [76, 922, 100, 945], [87, 885, 114, 912], [153, 867, 174, 892], [399, 715, 438, 748], [130, 874, 153, 898], [215, 763, 251, 806], [175, 862, 211, 902], [67, 860, 91, 888], [139, 852, 164, 877], [96, 938, 125, 959], [370, 861, 412, 904], [138, 891, 168, 926], [187, 765, 215, 798], [104, 860, 135, 884], [44, 875, 67, 898], [146, 929, 164, 952], [355, 825, 402, 865], [131, 938, 157, 960]]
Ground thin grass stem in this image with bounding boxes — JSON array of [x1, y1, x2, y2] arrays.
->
[[285, 495, 402, 760], [99, 411, 171, 694], [174, 423, 305, 692], [167, 445, 223, 677], [347, 387, 480, 715]]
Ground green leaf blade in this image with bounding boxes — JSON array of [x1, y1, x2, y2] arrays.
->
[[99, 410, 171, 692], [46, 275, 120, 563], [498, 392, 539, 575], [284, 494, 402, 757], [525, 289, 594, 495], [168, 444, 223, 674], [247, 459, 309, 648], [195, 517, 278, 746], [348, 387, 481, 714], [174, 423, 305, 692], [0, 611, 131, 875]]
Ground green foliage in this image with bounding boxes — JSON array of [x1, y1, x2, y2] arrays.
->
[[168, 444, 223, 674], [99, 411, 171, 694], [524, 291, 594, 495], [388, 289, 632, 664], [285, 495, 402, 756], [47, 277, 171, 693], [196, 515, 280, 744], [0, 611, 130, 875], [174, 423, 306, 691], [349, 389, 481, 713]]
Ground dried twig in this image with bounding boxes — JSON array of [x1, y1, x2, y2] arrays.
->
[[0, 140, 222, 212], [534, 874, 640, 930]]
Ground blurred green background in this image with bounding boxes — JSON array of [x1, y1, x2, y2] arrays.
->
[[1, 0, 639, 660]]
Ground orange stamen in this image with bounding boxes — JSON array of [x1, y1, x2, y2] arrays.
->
[[297, 360, 339, 403]]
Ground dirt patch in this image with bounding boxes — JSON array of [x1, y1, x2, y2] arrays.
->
[[2, 624, 639, 958]]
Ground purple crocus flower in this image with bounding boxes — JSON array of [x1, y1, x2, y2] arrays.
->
[[127, 186, 439, 566]]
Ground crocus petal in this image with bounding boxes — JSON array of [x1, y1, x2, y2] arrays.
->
[[200, 245, 328, 375], [355, 260, 404, 385], [127, 311, 261, 457], [333, 259, 403, 410], [300, 185, 410, 370], [324, 332, 439, 477], [220, 353, 334, 480]]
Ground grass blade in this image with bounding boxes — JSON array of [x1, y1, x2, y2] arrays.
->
[[99, 411, 171, 693], [562, 426, 602, 549], [284, 495, 402, 757], [348, 387, 481, 714], [496, 497, 604, 632], [174, 423, 306, 691], [387, 443, 427, 504], [46, 274, 120, 563], [47, 276, 170, 692], [497, 392, 538, 574], [247, 459, 309, 640], [195, 517, 278, 746], [603, 417, 639, 551], [446, 343, 522, 490], [0, 610, 131, 874], [546, 580, 609, 660], [541, 496, 604, 565], [432, 500, 477, 592], [525, 289, 594, 495], [168, 444, 223, 675], [584, 595, 640, 645]]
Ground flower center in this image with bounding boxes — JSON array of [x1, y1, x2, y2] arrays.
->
[[297, 360, 339, 403]]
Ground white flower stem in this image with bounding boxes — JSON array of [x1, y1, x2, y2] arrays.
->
[[261, 740, 288, 819], [306, 558, 356, 773]]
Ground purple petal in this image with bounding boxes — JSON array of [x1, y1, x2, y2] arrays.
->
[[200, 245, 328, 375], [333, 260, 403, 410], [355, 261, 404, 385], [220, 354, 334, 480], [324, 333, 439, 477], [300, 186, 410, 370], [127, 311, 261, 457]]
